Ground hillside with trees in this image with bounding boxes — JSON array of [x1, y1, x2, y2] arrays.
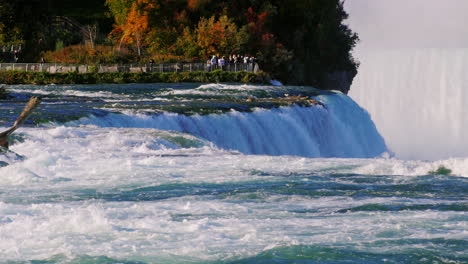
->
[[0, 0, 358, 91]]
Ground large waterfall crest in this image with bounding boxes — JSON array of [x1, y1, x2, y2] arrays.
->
[[350, 49, 468, 160], [71, 93, 387, 158]]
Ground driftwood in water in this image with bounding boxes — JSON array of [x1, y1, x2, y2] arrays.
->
[[0, 85, 7, 99], [0, 96, 41, 148]]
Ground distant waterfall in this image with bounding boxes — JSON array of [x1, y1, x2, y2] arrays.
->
[[350, 49, 468, 160], [71, 93, 387, 158]]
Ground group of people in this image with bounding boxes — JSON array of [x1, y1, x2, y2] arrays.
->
[[0, 45, 21, 63], [208, 54, 257, 70]]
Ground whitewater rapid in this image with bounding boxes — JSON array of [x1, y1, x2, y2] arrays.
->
[[0, 83, 466, 263], [350, 48, 468, 160], [0, 125, 466, 262]]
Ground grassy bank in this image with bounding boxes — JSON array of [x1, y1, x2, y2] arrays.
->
[[0, 70, 270, 85]]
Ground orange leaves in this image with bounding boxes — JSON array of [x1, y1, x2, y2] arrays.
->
[[245, 7, 268, 24], [195, 16, 247, 57], [104, 0, 277, 62], [121, 0, 158, 44], [244, 7, 268, 36], [187, 0, 212, 10], [196, 17, 219, 55], [107, 0, 160, 55], [42, 45, 136, 64], [243, 6, 275, 55], [123, 3, 148, 42]]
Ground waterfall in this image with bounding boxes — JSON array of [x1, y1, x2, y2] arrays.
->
[[70, 93, 387, 158], [350, 49, 468, 160]]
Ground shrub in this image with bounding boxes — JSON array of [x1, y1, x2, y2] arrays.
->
[[0, 70, 268, 85], [43, 45, 137, 64]]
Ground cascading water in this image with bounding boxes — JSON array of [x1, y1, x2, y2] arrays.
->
[[1, 84, 466, 263], [69, 93, 387, 158], [350, 49, 468, 160]]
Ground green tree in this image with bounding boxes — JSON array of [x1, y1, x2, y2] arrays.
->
[[0, 1, 22, 46]]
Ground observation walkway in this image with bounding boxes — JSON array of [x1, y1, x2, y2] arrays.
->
[[0, 63, 259, 73]]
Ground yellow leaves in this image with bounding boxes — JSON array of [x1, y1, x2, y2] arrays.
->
[[109, 0, 160, 48], [106, 0, 249, 60]]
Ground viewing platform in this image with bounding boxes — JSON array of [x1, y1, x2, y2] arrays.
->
[[0, 62, 259, 74]]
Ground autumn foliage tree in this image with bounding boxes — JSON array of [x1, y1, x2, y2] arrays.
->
[[27, 0, 359, 89], [196, 16, 248, 58], [106, 0, 159, 56]]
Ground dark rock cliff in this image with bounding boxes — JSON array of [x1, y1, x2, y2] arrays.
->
[[320, 70, 357, 94]]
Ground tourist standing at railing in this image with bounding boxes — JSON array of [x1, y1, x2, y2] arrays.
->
[[248, 56, 256, 72], [148, 58, 155, 72], [210, 55, 218, 70], [205, 58, 211, 71], [13, 50, 19, 63], [219, 56, 226, 70]]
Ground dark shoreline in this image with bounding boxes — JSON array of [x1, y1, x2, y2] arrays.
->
[[0, 70, 270, 85]]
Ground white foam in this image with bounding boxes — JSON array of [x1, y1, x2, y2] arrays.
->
[[0, 192, 464, 261], [7, 87, 128, 100], [0, 126, 466, 261], [1, 82, 465, 262]]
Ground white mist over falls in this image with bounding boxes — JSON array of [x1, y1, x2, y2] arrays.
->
[[346, 0, 468, 160], [350, 49, 468, 160]]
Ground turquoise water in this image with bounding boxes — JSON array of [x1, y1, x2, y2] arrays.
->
[[0, 84, 466, 263]]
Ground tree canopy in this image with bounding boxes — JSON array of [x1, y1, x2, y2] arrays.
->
[[0, 0, 359, 88]]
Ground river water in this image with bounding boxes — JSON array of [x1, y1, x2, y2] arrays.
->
[[0, 83, 466, 263]]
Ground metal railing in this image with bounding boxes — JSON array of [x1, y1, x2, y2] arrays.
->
[[0, 62, 260, 73]]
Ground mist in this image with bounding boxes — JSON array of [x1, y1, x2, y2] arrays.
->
[[344, 0, 468, 49]]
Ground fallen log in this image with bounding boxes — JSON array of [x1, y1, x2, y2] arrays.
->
[[0, 85, 7, 99], [0, 96, 41, 148]]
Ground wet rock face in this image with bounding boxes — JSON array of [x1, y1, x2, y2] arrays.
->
[[283, 63, 357, 94], [321, 70, 357, 94]]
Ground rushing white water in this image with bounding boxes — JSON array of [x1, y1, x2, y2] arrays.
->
[[1, 83, 466, 263], [1, 125, 466, 262], [68, 93, 387, 158], [350, 48, 468, 160]]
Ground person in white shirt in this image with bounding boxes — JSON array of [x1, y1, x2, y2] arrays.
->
[[219, 56, 226, 70]]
